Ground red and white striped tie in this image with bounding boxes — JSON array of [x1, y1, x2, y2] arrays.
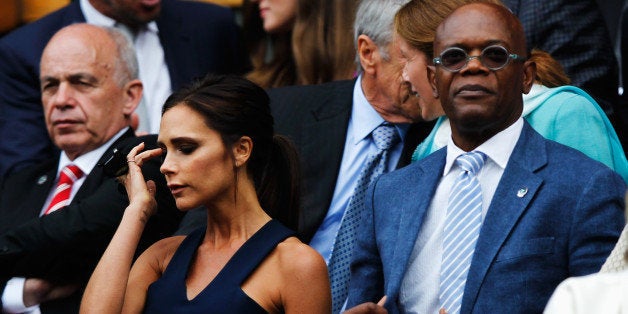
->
[[44, 164, 84, 215]]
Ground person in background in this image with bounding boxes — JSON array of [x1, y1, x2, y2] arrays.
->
[[244, 0, 357, 89], [80, 75, 330, 313], [0, 24, 180, 314], [346, 2, 625, 313], [501, 0, 619, 118], [0, 0, 247, 181]]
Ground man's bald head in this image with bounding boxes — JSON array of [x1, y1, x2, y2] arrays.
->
[[436, 2, 527, 57], [39, 24, 142, 159], [43, 24, 138, 87], [429, 1, 536, 151]]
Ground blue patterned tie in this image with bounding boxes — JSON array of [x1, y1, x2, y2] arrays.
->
[[328, 122, 400, 313], [440, 151, 486, 314]]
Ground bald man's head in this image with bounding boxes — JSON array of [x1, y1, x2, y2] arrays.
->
[[428, 2, 536, 151], [436, 3, 527, 57], [39, 24, 142, 159]]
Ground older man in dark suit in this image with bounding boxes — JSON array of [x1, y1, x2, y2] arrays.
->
[[0, 24, 180, 314], [0, 0, 248, 181]]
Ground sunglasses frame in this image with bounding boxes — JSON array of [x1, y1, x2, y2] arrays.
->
[[433, 45, 526, 72]]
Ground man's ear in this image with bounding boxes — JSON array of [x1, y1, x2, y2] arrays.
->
[[357, 34, 378, 75], [122, 79, 143, 116], [428, 65, 439, 98], [233, 136, 253, 168], [522, 60, 536, 94]]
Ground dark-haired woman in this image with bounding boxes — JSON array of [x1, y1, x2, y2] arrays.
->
[[80, 75, 331, 313]]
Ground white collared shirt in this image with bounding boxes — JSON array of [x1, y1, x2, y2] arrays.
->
[[1, 128, 129, 313], [399, 118, 524, 313], [81, 0, 171, 133]]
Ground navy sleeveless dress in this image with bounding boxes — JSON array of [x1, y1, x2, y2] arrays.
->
[[143, 220, 295, 313]]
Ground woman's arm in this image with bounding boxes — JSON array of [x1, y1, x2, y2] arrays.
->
[[80, 143, 162, 314], [279, 240, 331, 313]]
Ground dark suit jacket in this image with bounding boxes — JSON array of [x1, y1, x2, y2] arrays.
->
[[347, 122, 626, 313], [0, 0, 248, 181], [502, 0, 618, 113], [175, 80, 435, 241], [0, 129, 181, 314], [269, 80, 434, 242]]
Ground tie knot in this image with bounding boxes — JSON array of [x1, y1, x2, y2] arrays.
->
[[60, 164, 84, 184], [455, 151, 486, 175], [372, 122, 400, 151]]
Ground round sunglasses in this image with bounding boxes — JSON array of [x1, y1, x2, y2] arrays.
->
[[433, 45, 526, 72]]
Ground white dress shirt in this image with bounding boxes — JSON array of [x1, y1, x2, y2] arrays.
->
[[399, 118, 524, 313]]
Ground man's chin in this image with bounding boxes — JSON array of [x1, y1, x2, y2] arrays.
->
[[54, 135, 90, 154]]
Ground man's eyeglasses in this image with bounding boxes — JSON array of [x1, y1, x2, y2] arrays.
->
[[433, 45, 526, 72]]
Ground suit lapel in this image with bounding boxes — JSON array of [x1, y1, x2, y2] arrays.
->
[[298, 81, 354, 238], [30, 167, 58, 217], [388, 149, 447, 296], [0, 160, 57, 232], [462, 123, 547, 313]]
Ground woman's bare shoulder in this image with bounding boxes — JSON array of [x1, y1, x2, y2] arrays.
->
[[274, 237, 327, 275], [137, 235, 188, 270]]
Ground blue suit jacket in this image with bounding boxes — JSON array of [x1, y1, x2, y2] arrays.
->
[[347, 122, 626, 313], [0, 0, 248, 180]]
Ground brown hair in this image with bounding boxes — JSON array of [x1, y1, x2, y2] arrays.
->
[[292, 0, 358, 85], [394, 0, 502, 61], [529, 48, 571, 87], [242, 0, 297, 89], [243, 0, 356, 88]]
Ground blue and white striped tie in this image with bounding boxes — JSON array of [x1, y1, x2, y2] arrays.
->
[[440, 151, 486, 314]]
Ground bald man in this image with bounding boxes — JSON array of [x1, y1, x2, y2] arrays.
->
[[0, 24, 179, 314], [345, 2, 625, 313]]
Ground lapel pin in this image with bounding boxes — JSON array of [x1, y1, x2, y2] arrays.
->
[[37, 175, 48, 185], [517, 187, 528, 198]]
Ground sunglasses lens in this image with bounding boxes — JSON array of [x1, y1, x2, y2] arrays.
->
[[441, 48, 467, 70], [482, 46, 509, 69]]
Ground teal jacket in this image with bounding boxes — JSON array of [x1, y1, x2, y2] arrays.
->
[[412, 84, 628, 183]]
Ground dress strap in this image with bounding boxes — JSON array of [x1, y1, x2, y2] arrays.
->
[[159, 228, 205, 281], [218, 219, 295, 285]]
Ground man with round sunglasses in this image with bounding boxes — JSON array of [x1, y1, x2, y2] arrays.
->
[[346, 2, 625, 314]]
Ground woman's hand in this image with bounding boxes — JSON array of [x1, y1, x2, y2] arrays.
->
[[120, 142, 163, 223]]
